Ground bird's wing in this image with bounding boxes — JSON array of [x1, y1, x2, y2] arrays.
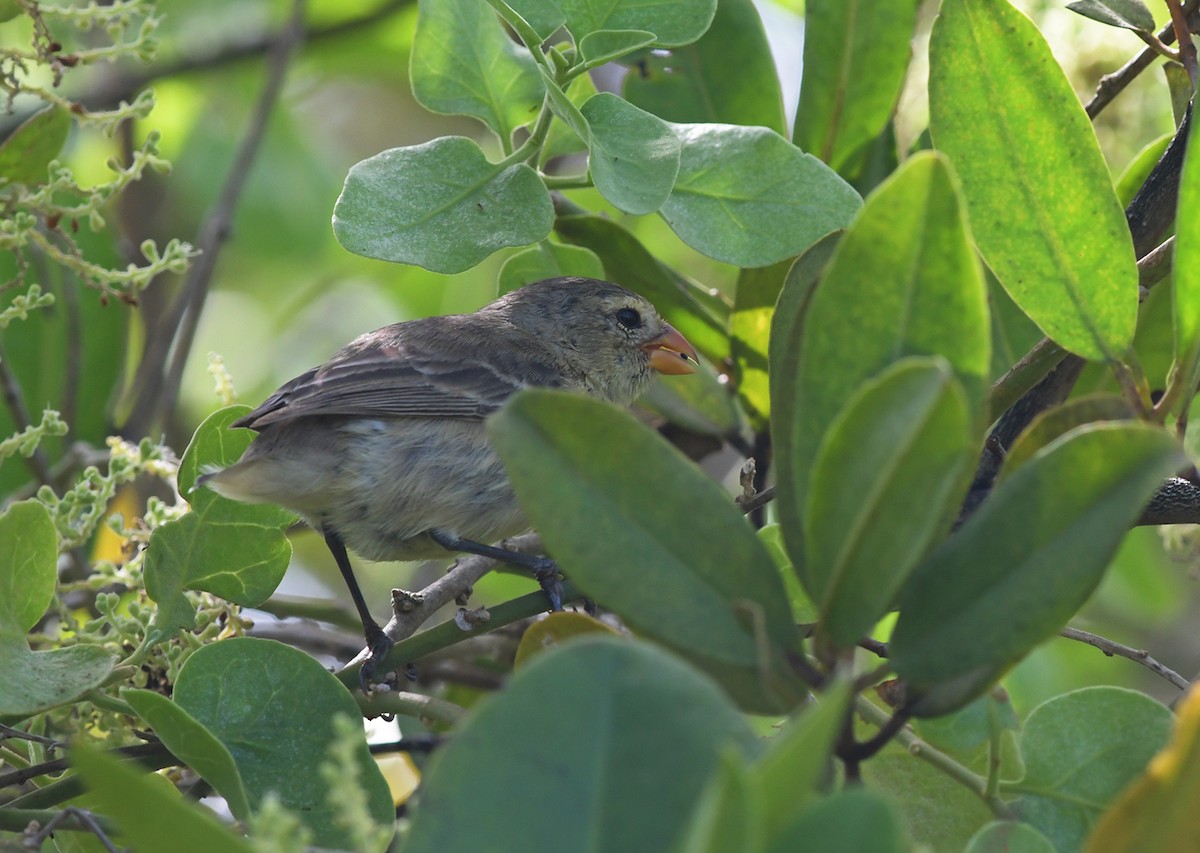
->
[[232, 317, 566, 430]]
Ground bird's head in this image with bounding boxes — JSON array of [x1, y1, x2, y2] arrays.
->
[[490, 277, 700, 404]]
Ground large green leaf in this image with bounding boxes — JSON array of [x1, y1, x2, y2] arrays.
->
[[774, 152, 989, 590], [0, 500, 114, 715], [660, 123, 861, 267], [498, 242, 605, 293], [411, 0, 544, 145], [751, 681, 850, 839], [1012, 687, 1174, 852], [122, 688, 253, 821], [173, 637, 393, 851], [403, 637, 761, 852], [581, 93, 681, 214], [731, 260, 791, 430], [547, 0, 718, 47], [488, 390, 803, 711], [332, 136, 554, 273], [0, 500, 57, 632], [145, 407, 294, 635], [929, 0, 1136, 362], [622, 0, 785, 133], [965, 821, 1057, 853], [674, 751, 765, 853], [890, 425, 1186, 716], [0, 106, 70, 186], [793, 0, 920, 175], [806, 359, 973, 648], [72, 741, 255, 853], [769, 789, 908, 853]]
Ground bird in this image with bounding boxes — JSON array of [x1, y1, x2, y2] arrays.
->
[[198, 276, 699, 687]]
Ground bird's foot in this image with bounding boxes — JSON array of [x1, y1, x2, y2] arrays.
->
[[358, 621, 394, 694], [532, 557, 565, 612]]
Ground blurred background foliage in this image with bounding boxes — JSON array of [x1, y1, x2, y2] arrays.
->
[[0, 0, 1195, 719]]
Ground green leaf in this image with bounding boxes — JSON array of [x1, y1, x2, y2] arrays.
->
[[807, 359, 973, 648], [582, 92, 681, 214], [1115, 133, 1171, 208], [72, 741, 255, 853], [769, 789, 908, 853], [861, 716, 994, 849], [0, 106, 70, 186], [0, 500, 115, 716], [1067, 0, 1156, 32], [122, 688, 253, 821], [173, 637, 394, 850], [540, 66, 590, 141], [579, 29, 656, 66], [498, 243, 605, 293], [675, 750, 765, 853], [793, 0, 921, 175], [929, 0, 1137, 362], [731, 261, 789, 431], [145, 408, 293, 635], [403, 636, 761, 852], [488, 391, 803, 711], [890, 425, 1186, 716], [554, 213, 731, 361], [333, 136, 554, 273], [0, 642, 115, 717], [411, 0, 544, 145], [554, 0, 717, 47], [751, 681, 850, 839], [966, 821, 1057, 853], [541, 72, 599, 162], [660, 123, 861, 267], [757, 525, 818, 624], [1001, 395, 1135, 477], [638, 357, 742, 437], [1084, 684, 1200, 853], [1171, 100, 1200, 416], [621, 0, 785, 133], [774, 152, 989, 591], [0, 500, 57, 632], [1012, 687, 1174, 852], [492, 0, 565, 42]]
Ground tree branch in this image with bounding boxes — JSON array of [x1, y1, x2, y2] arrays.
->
[[1084, 0, 1200, 118], [1059, 625, 1191, 691], [123, 0, 308, 436]]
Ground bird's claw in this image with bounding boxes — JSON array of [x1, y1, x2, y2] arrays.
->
[[533, 560, 565, 612], [358, 622, 394, 694]]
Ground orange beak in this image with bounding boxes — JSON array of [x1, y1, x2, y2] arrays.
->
[[643, 323, 700, 375]]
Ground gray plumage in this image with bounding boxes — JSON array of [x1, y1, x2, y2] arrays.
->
[[200, 277, 697, 562]]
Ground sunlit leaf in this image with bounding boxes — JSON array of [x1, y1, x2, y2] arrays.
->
[[929, 0, 1136, 361]]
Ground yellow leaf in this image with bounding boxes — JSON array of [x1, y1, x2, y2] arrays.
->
[[513, 611, 619, 668]]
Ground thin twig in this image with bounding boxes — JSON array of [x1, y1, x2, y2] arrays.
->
[[125, 0, 308, 436], [1167, 0, 1200, 87], [1084, 0, 1200, 118], [739, 484, 775, 515], [380, 531, 545, 648], [358, 690, 466, 726], [1059, 626, 1191, 691], [21, 807, 119, 853]]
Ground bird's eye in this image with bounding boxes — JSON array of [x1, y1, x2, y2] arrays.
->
[[616, 307, 642, 329]]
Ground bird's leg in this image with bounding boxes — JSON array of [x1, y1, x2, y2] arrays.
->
[[323, 528, 391, 691], [428, 530, 564, 612]]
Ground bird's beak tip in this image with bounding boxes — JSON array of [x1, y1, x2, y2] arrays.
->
[[644, 324, 699, 375]]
